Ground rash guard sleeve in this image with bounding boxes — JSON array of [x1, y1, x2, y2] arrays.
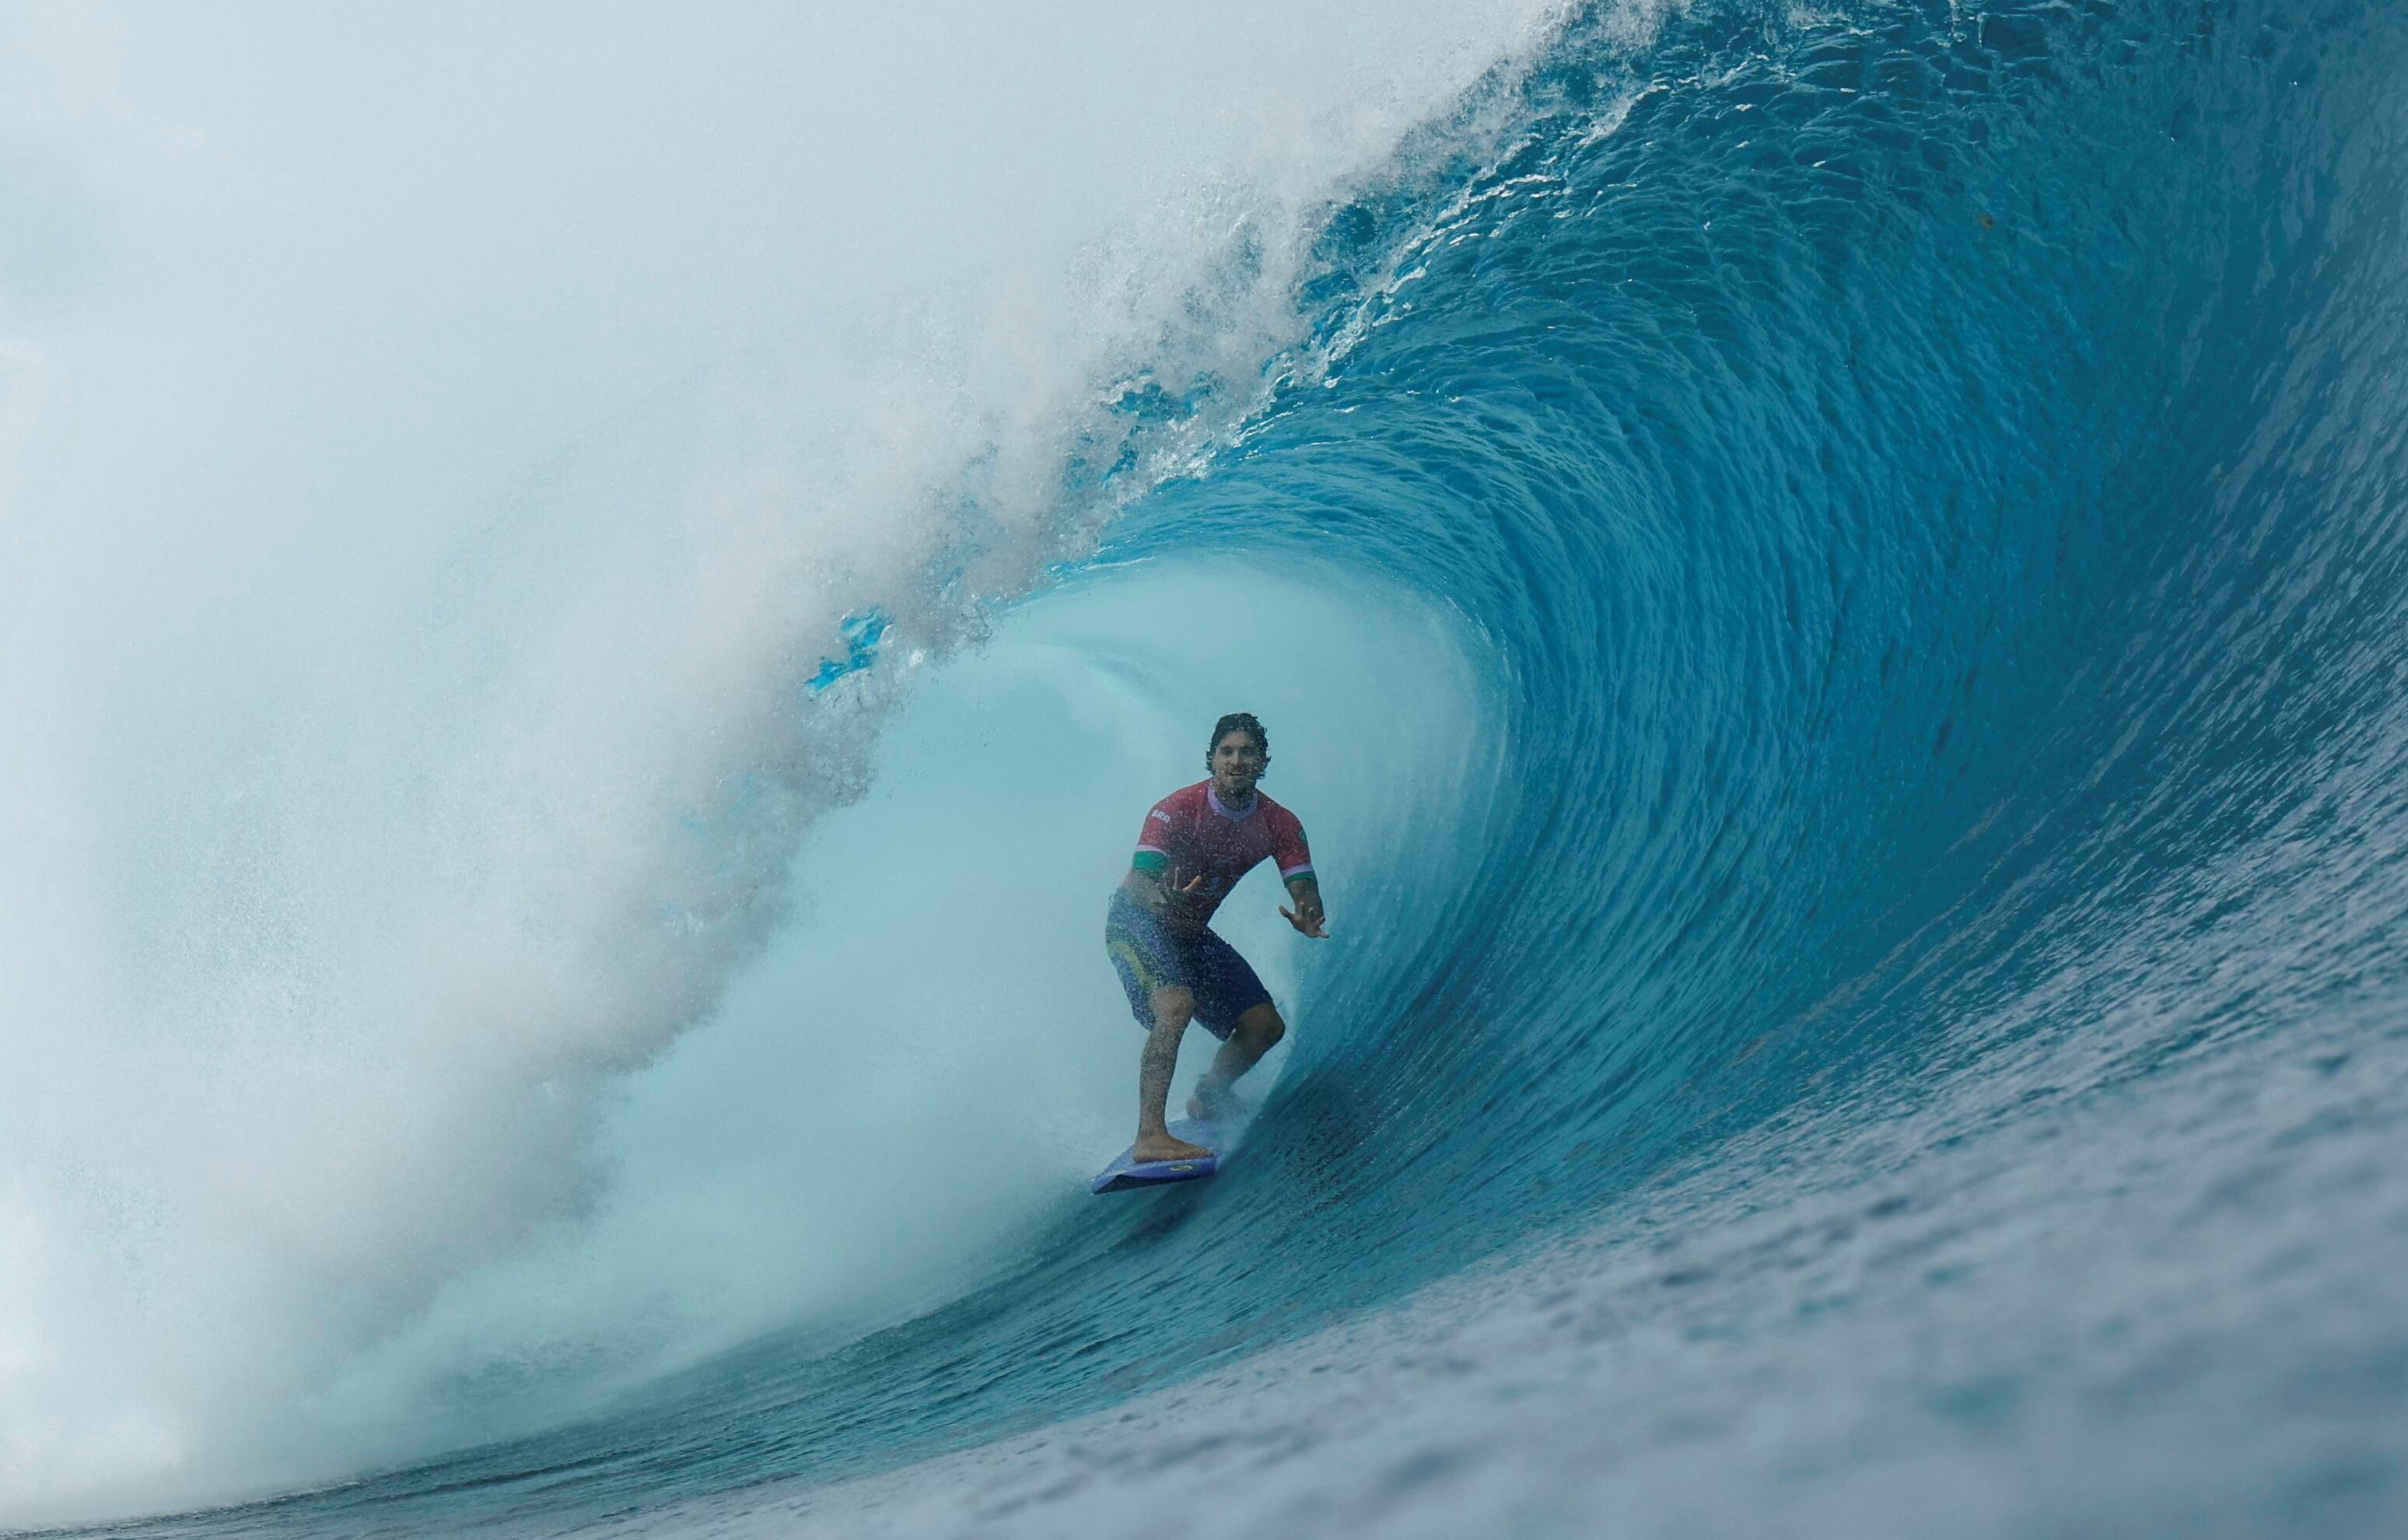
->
[[1268, 803, 1314, 883], [1131, 796, 1180, 874]]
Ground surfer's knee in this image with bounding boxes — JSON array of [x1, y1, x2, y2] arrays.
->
[[1237, 1004, 1285, 1050]]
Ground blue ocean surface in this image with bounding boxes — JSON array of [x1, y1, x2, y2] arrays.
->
[[11, 0, 2408, 1535]]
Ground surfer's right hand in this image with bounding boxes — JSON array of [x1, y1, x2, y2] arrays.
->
[[1145, 872, 1208, 924]]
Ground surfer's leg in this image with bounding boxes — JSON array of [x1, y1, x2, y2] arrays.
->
[[1193, 1002, 1284, 1117], [1110, 894, 1212, 1160], [1186, 933, 1280, 1118], [1136, 987, 1213, 1163]]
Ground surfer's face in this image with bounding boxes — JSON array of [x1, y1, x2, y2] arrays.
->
[[1210, 732, 1266, 798]]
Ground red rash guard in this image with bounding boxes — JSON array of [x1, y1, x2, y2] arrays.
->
[[1129, 780, 1314, 928]]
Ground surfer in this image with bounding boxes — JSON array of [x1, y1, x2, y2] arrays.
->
[[1107, 712, 1327, 1164]]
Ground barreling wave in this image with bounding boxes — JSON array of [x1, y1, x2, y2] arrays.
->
[[23, 0, 2408, 1532]]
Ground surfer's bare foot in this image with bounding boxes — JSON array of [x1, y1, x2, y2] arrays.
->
[[1187, 1082, 1252, 1122], [1134, 1131, 1213, 1164]]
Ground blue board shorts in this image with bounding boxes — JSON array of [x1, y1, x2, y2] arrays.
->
[[1104, 888, 1272, 1039]]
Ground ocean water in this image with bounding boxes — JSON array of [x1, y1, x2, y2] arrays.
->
[[5, 1, 2407, 1535]]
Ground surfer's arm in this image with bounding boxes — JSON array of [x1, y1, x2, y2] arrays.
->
[[1281, 873, 1327, 937], [1271, 810, 1321, 936], [1125, 858, 1175, 915], [1125, 800, 1195, 919]]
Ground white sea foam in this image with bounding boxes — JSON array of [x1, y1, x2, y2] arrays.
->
[[0, 1, 1555, 1521]]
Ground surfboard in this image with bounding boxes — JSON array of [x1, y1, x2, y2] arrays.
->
[[1090, 1116, 1237, 1195]]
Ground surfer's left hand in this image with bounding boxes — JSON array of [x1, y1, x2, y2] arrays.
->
[[1282, 904, 1328, 938]]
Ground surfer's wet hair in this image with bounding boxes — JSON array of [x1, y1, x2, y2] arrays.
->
[[1208, 712, 1269, 772]]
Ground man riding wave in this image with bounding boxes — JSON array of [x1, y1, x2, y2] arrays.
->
[[1106, 712, 1327, 1164]]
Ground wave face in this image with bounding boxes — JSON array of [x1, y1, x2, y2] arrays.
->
[[23, 0, 2408, 1533]]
